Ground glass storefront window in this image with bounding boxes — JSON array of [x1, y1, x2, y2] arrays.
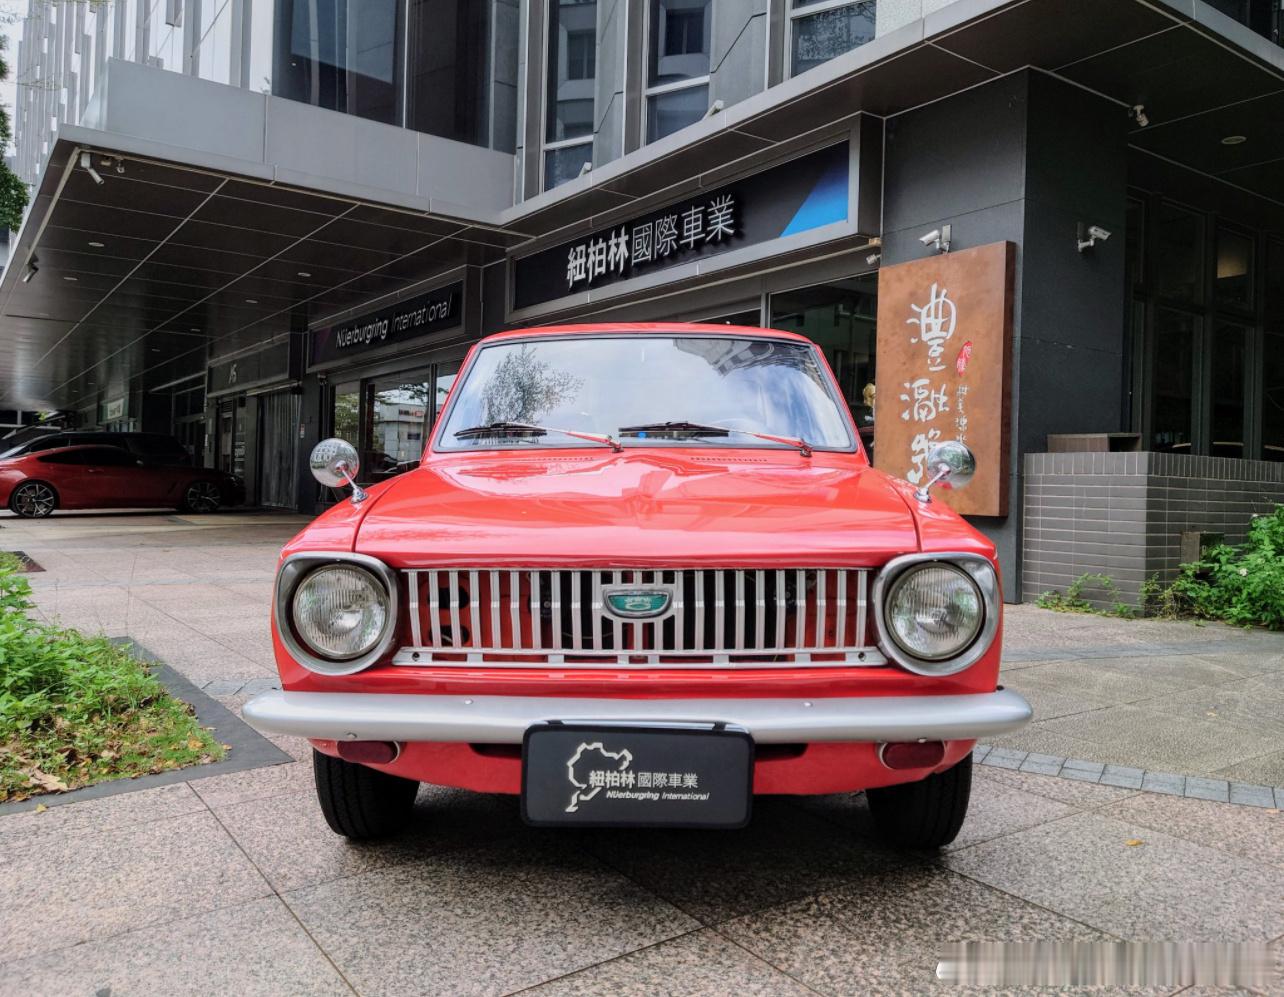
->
[[790, 0, 875, 77], [1265, 327, 1284, 462], [545, 0, 598, 190], [770, 275, 877, 456], [1211, 321, 1248, 458], [646, 0, 711, 142], [1149, 309, 1195, 453], [1215, 228, 1254, 312], [1153, 202, 1204, 304], [366, 375, 432, 480]]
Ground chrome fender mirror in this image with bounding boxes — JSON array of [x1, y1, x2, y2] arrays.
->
[[310, 437, 367, 504], [914, 440, 976, 503]]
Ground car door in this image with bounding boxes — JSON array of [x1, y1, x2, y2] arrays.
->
[[76, 447, 145, 507], [31, 447, 132, 508]]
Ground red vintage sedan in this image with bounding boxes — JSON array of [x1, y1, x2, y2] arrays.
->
[[0, 445, 244, 517], [244, 324, 1031, 847]]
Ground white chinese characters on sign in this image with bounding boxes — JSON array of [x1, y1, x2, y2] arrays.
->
[[564, 194, 738, 290], [907, 283, 956, 371], [902, 284, 970, 485]]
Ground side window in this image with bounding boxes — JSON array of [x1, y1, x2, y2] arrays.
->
[[38, 449, 94, 465], [89, 448, 137, 467]]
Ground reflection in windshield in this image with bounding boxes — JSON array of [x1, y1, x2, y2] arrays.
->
[[440, 335, 853, 450], [480, 344, 584, 425]]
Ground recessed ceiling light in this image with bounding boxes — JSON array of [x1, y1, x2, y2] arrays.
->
[[189, 327, 200, 333], [150, 347, 161, 353], [1222, 134, 1247, 146], [296, 271, 312, 278], [87, 241, 105, 248], [245, 298, 258, 304], [63, 275, 78, 281]]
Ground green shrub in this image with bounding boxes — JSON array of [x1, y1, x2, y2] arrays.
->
[[1037, 573, 1133, 617], [1162, 506, 1284, 630], [0, 555, 224, 801]]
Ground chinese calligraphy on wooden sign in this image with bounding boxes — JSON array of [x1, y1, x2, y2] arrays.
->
[[874, 242, 1014, 517]]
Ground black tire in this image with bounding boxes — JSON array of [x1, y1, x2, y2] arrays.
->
[[181, 479, 223, 513], [313, 749, 419, 840], [867, 754, 972, 850], [9, 480, 58, 518]]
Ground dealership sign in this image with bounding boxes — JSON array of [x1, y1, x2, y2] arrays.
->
[[874, 243, 1015, 517], [310, 282, 463, 366], [513, 143, 851, 309]]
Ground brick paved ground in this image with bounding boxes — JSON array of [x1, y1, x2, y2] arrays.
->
[[0, 511, 1280, 995]]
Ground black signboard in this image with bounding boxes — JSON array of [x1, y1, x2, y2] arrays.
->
[[521, 723, 754, 828], [310, 281, 463, 367], [513, 142, 850, 310], [209, 338, 294, 396]]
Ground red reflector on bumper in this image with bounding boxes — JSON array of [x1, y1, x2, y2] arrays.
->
[[880, 740, 946, 769], [337, 740, 400, 764]]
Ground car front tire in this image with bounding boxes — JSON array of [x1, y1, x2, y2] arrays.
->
[[9, 481, 58, 518], [866, 754, 972, 850], [313, 749, 419, 840]]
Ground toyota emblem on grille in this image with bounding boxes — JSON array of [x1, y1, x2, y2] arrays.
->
[[603, 587, 672, 619]]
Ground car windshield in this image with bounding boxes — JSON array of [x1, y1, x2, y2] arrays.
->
[[437, 335, 854, 451]]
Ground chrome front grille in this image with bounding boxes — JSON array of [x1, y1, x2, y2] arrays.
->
[[395, 568, 884, 668]]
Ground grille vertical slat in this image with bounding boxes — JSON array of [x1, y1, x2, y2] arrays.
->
[[837, 569, 848, 648], [489, 571, 501, 649], [408, 571, 423, 646], [815, 569, 826, 649], [570, 572, 583, 651], [398, 567, 881, 667], [448, 572, 462, 647]]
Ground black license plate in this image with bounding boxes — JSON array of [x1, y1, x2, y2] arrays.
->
[[521, 723, 754, 829]]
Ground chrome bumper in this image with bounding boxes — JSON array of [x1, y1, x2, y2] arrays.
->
[[242, 688, 1032, 745]]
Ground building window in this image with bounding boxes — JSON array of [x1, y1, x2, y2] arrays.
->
[[769, 274, 878, 457], [789, 0, 875, 77], [646, 0, 711, 143], [545, 0, 598, 190], [273, 0, 517, 150]]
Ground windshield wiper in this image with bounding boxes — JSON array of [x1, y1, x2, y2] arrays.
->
[[453, 421, 622, 452], [618, 421, 813, 457]]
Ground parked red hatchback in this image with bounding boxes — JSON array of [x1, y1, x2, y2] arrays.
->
[[0, 445, 244, 517], [244, 324, 1031, 848]]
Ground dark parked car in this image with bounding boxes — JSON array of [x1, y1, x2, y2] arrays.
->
[[0, 445, 244, 517], [0, 431, 192, 465]]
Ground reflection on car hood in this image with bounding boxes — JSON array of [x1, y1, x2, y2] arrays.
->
[[352, 449, 922, 566]]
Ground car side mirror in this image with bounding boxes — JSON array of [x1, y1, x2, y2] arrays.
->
[[913, 441, 976, 503], [310, 438, 367, 505]]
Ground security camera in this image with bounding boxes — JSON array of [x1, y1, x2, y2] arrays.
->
[[919, 224, 952, 254], [1077, 223, 1112, 253], [79, 151, 104, 186]]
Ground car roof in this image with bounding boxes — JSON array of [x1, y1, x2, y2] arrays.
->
[[478, 322, 813, 346], [31, 444, 129, 455]]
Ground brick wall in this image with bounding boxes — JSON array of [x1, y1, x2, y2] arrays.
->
[[1021, 452, 1284, 607]]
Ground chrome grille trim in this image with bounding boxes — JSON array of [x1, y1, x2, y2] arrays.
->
[[395, 567, 885, 669]]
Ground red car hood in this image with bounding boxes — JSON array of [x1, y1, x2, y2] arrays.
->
[[352, 450, 922, 567]]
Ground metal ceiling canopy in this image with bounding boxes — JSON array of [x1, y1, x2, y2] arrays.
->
[[1, 0, 1281, 410]]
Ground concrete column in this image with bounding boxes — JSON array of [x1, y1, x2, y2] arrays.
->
[[593, 0, 629, 166], [880, 71, 1128, 598], [709, 0, 767, 112]]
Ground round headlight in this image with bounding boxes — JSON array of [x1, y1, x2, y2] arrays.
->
[[885, 563, 984, 664], [291, 564, 390, 661]]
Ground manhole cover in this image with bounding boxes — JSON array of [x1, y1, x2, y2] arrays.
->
[[6, 551, 44, 572]]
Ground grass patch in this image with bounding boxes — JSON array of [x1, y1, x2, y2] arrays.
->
[[1036, 572, 1136, 619], [0, 554, 225, 802]]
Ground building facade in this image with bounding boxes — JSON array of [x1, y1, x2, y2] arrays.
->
[[3, 0, 1284, 603]]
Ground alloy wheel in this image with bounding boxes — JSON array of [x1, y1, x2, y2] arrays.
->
[[186, 481, 222, 513], [12, 482, 56, 518]]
